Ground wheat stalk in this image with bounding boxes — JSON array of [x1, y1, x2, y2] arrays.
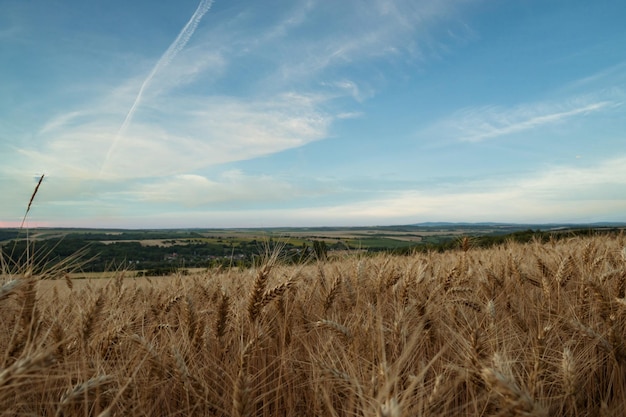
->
[[55, 375, 114, 417], [232, 339, 255, 417], [261, 276, 295, 307], [324, 275, 342, 312], [215, 290, 230, 340], [247, 263, 272, 322], [0, 279, 24, 302], [82, 290, 105, 346], [561, 346, 576, 397], [0, 350, 55, 388], [315, 319, 352, 341], [19, 174, 44, 230]]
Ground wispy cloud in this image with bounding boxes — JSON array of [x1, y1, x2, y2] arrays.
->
[[100, 0, 214, 177], [321, 80, 373, 102], [561, 61, 626, 92], [254, 0, 476, 87], [134, 171, 296, 207], [280, 155, 626, 225], [3, 0, 626, 229], [16, 154, 625, 228], [424, 96, 618, 143], [14, 0, 477, 183], [518, 156, 626, 195], [20, 92, 333, 181], [92, 155, 626, 226]]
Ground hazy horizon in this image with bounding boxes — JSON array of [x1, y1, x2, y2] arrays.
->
[[2, 0, 625, 228], [3, 219, 626, 231]]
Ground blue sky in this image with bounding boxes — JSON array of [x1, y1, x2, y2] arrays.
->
[[1, 0, 625, 228]]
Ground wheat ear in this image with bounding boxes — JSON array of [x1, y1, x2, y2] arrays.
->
[[19, 174, 44, 230], [247, 264, 272, 322]]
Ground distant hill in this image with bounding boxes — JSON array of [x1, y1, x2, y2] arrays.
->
[[410, 221, 626, 229]]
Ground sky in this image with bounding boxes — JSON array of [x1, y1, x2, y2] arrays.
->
[[1, 0, 626, 228]]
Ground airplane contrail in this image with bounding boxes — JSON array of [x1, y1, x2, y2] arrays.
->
[[99, 0, 214, 177]]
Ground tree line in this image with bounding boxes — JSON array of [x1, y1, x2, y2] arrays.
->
[[1, 227, 622, 276]]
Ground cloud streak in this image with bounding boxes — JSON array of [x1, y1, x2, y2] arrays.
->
[[82, 155, 626, 227], [461, 101, 612, 142], [424, 97, 617, 143], [100, 0, 214, 177], [274, 155, 626, 225], [134, 171, 297, 207], [26, 92, 331, 181], [22, 0, 475, 184]]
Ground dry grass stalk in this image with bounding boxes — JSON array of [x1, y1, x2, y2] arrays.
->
[[19, 174, 44, 230]]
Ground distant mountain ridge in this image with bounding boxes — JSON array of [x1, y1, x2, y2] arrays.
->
[[410, 221, 626, 229]]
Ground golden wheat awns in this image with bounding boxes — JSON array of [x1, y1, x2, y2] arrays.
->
[[1, 233, 625, 415], [19, 173, 44, 229]]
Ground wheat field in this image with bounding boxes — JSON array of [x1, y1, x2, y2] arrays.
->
[[1, 234, 626, 416]]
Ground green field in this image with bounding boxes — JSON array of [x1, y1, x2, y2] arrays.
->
[[2, 224, 625, 275]]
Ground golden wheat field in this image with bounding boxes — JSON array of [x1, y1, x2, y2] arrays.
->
[[1, 234, 626, 416]]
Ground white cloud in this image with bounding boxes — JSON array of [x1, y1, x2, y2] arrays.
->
[[17, 92, 332, 181], [132, 47, 227, 103], [112, 0, 214, 133], [16, 0, 618, 229], [259, 0, 476, 87], [117, 155, 626, 226], [336, 112, 364, 120], [425, 97, 618, 143], [518, 157, 626, 196], [133, 171, 296, 207], [10, 0, 479, 185], [322, 80, 372, 102], [12, 155, 624, 228], [273, 155, 626, 225], [561, 61, 626, 92]]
